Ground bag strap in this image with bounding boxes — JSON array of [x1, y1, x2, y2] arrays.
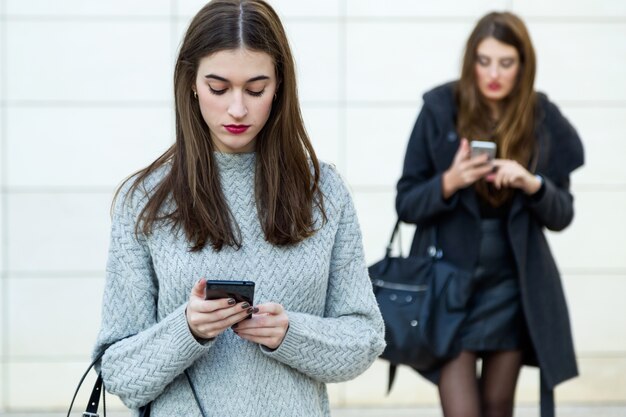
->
[[386, 364, 398, 394], [387, 220, 440, 258], [67, 349, 208, 417], [67, 350, 106, 417]]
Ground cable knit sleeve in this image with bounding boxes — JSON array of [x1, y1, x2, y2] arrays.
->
[[260, 168, 386, 382], [92, 180, 213, 409]]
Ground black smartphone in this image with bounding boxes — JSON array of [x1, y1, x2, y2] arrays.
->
[[205, 280, 255, 305]]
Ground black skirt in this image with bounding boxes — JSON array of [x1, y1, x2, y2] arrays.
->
[[459, 218, 523, 352]]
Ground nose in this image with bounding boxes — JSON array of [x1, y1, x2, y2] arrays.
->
[[228, 92, 248, 119], [489, 63, 500, 78]]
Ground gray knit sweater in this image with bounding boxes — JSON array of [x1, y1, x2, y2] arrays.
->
[[94, 152, 385, 417]]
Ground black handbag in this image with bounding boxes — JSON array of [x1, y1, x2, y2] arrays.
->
[[67, 348, 208, 417], [368, 220, 474, 391]]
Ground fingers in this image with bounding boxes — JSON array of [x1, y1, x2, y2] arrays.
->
[[191, 278, 206, 299], [453, 138, 470, 165], [187, 302, 254, 339], [233, 302, 289, 349], [253, 303, 284, 316], [485, 159, 530, 190]]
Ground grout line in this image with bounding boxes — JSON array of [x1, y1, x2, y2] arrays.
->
[[3, 14, 626, 24], [2, 99, 626, 109], [336, 0, 348, 407], [337, 0, 348, 180], [1, 0, 9, 408], [6, 271, 105, 279]]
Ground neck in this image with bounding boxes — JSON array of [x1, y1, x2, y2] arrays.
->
[[487, 99, 502, 120]]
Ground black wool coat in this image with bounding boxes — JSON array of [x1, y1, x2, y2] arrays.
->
[[396, 82, 584, 388]]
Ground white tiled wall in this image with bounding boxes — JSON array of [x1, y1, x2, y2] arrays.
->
[[0, 0, 624, 412]]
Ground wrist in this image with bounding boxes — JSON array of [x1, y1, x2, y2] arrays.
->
[[441, 170, 457, 199], [525, 174, 543, 195]]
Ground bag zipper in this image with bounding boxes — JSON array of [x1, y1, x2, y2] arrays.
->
[[372, 279, 427, 292]]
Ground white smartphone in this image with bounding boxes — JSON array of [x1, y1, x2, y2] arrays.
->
[[470, 140, 496, 161]]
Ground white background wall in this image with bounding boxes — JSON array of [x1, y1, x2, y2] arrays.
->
[[1, 0, 625, 412]]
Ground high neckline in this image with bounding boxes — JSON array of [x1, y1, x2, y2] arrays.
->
[[213, 151, 256, 173]]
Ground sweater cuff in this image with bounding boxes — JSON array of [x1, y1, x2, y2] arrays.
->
[[170, 303, 216, 355], [259, 313, 304, 362]]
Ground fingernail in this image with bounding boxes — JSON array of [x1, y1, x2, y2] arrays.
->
[[252, 307, 259, 314], [227, 298, 236, 305], [241, 302, 250, 309], [247, 307, 254, 314]]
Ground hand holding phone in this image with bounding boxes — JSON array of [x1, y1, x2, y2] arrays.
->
[[186, 279, 256, 340]]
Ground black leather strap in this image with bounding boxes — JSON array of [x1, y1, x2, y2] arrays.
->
[[387, 364, 397, 394], [84, 374, 104, 416], [66, 350, 105, 417], [185, 370, 208, 417]]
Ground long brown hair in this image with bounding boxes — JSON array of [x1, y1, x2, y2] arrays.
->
[[456, 12, 537, 206], [117, 0, 325, 251]]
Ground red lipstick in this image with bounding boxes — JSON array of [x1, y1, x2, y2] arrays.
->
[[487, 82, 502, 91], [224, 125, 250, 134]]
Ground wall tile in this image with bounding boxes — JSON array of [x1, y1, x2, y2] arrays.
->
[[512, 0, 626, 17], [6, 106, 173, 188], [174, 19, 340, 103], [343, 359, 439, 405], [7, 193, 111, 273], [7, 277, 104, 358], [558, 356, 626, 402], [346, 106, 418, 187], [563, 274, 626, 353], [0, 194, 4, 272], [547, 190, 626, 270], [0, 16, 4, 101], [0, 277, 4, 357], [6, 21, 172, 101], [347, 0, 507, 17], [283, 21, 341, 102], [346, 22, 471, 102], [351, 190, 398, 265], [327, 381, 344, 407], [0, 363, 4, 411], [176, 0, 341, 18], [6, 0, 170, 16], [301, 105, 342, 168], [558, 106, 626, 186], [530, 22, 626, 102], [7, 361, 127, 410]]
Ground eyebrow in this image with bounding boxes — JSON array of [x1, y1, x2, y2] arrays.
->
[[204, 74, 270, 83], [476, 54, 517, 61]]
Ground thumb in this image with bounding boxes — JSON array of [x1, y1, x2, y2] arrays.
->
[[191, 278, 206, 299], [453, 138, 470, 164]]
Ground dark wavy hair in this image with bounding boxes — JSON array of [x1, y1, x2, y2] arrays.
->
[[456, 11, 537, 206], [116, 0, 325, 251]]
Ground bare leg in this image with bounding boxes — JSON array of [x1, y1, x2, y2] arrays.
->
[[479, 350, 523, 417], [438, 351, 480, 417]]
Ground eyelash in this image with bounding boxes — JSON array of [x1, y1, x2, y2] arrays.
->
[[477, 59, 515, 68], [208, 86, 265, 97]]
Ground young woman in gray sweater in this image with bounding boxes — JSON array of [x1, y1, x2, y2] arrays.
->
[[93, 1, 385, 416]]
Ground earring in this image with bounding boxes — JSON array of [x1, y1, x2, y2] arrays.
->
[[193, 90, 197, 99]]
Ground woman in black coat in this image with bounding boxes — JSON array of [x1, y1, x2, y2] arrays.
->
[[396, 12, 584, 417]]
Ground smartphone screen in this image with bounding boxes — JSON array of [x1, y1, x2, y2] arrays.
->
[[470, 140, 496, 161], [205, 280, 255, 305]]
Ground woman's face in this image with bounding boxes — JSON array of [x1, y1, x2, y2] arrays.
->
[[474, 36, 520, 103], [194, 48, 277, 153]]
